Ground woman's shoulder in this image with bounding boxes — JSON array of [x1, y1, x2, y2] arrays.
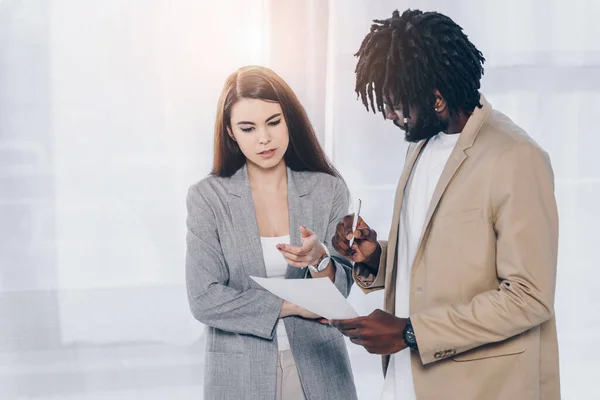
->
[[292, 170, 349, 202], [187, 174, 229, 204], [292, 170, 345, 188]]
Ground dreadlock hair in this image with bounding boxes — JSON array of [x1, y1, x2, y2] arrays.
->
[[354, 9, 485, 119]]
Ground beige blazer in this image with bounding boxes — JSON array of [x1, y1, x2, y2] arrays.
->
[[353, 95, 560, 399]]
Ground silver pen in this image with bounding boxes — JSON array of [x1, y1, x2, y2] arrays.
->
[[348, 198, 362, 249]]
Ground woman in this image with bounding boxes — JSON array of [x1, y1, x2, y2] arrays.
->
[[185, 66, 357, 400]]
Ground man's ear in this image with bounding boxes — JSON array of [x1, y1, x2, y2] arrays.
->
[[433, 90, 447, 113]]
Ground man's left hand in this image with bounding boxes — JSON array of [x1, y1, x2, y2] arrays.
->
[[330, 309, 408, 355]]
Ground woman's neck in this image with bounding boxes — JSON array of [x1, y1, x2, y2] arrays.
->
[[247, 161, 288, 193]]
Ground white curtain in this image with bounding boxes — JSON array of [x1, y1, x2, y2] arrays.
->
[[1, 1, 269, 398], [0, 0, 597, 398]]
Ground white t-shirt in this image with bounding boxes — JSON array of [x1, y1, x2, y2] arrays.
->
[[260, 235, 291, 351], [381, 132, 460, 399]]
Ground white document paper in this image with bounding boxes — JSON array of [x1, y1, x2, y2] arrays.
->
[[250, 276, 359, 320]]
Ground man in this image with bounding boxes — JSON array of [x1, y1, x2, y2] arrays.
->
[[331, 9, 560, 400]]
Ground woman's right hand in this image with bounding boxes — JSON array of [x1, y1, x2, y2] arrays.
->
[[280, 301, 325, 321]]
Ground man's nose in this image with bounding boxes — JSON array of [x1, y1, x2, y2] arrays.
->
[[384, 105, 398, 121]]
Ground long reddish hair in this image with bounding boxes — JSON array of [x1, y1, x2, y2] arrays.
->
[[211, 65, 341, 179]]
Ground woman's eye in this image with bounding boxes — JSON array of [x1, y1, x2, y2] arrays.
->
[[240, 127, 254, 133], [268, 120, 281, 127]]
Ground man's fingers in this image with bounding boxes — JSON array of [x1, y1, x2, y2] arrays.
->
[[332, 226, 356, 257], [353, 227, 372, 240], [349, 337, 367, 346], [353, 219, 375, 240], [336, 218, 352, 239], [356, 216, 370, 229], [333, 235, 353, 256], [338, 216, 374, 242], [342, 214, 354, 231], [337, 327, 361, 340], [330, 317, 363, 331]]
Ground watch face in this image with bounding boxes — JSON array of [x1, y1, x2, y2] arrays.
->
[[317, 256, 331, 272], [404, 324, 416, 347]]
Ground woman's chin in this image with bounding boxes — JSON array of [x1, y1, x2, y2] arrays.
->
[[249, 156, 285, 171]]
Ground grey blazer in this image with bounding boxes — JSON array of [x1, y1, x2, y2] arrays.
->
[[185, 165, 358, 400]]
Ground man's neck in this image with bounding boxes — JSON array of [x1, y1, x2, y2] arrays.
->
[[444, 110, 470, 135]]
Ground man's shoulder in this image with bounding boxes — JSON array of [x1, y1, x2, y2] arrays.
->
[[477, 109, 547, 159]]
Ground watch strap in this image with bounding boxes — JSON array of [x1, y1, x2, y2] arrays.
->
[[308, 246, 330, 273], [403, 318, 418, 350]]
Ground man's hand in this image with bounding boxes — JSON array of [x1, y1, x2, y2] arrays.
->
[[277, 226, 327, 268], [332, 214, 380, 266], [330, 309, 408, 354]]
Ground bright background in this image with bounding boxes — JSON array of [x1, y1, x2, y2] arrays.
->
[[1, 0, 598, 398]]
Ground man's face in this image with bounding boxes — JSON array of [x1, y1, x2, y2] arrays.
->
[[384, 94, 448, 142]]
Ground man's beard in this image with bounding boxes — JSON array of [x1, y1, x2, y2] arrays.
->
[[401, 107, 448, 143]]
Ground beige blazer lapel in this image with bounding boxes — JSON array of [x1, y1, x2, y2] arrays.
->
[[410, 95, 493, 278]]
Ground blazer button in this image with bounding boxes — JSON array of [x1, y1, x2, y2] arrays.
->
[[434, 351, 442, 359]]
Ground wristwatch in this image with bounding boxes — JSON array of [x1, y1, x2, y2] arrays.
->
[[403, 318, 418, 350], [308, 246, 331, 274]]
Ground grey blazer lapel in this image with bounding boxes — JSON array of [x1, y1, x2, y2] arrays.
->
[[226, 165, 313, 284], [286, 168, 312, 280], [227, 165, 268, 283]]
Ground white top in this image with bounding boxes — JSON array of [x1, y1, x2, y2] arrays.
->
[[260, 235, 291, 351], [381, 132, 460, 400]]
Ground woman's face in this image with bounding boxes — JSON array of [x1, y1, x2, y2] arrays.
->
[[228, 98, 290, 171]]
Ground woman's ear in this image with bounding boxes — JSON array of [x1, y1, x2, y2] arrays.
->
[[227, 127, 236, 142]]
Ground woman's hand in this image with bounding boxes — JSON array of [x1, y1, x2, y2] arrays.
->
[[277, 226, 327, 268], [280, 301, 328, 324]]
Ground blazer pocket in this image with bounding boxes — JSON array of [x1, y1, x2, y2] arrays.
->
[[204, 351, 246, 387], [436, 208, 483, 227], [452, 334, 525, 362]]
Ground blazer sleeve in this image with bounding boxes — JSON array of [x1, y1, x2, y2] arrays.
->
[[185, 184, 283, 340], [324, 178, 354, 298], [352, 240, 387, 294], [410, 143, 558, 365]]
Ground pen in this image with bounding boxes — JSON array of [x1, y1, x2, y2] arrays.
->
[[348, 198, 362, 249]]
